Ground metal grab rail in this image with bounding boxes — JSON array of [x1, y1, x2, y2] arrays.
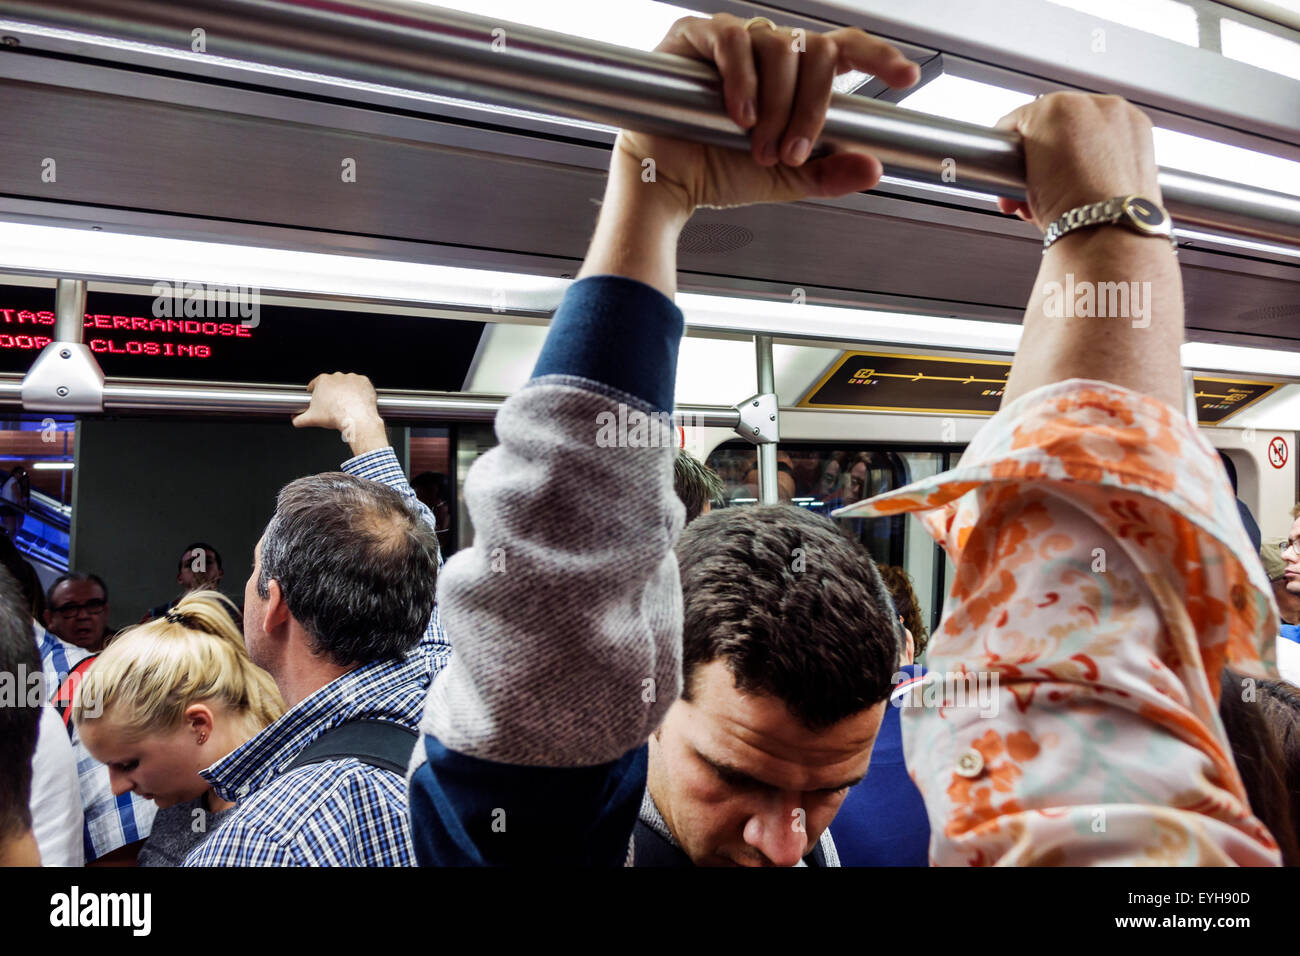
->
[[2, 1, 1300, 246], [0, 374, 744, 429]]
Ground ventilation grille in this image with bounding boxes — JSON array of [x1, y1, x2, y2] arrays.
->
[[677, 222, 754, 255], [1236, 303, 1300, 329]]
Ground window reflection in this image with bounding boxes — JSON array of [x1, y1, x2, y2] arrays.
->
[[707, 444, 909, 563], [706, 442, 952, 634]]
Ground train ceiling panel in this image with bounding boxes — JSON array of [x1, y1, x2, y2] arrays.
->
[[466, 323, 842, 407], [0, 2, 1298, 355]]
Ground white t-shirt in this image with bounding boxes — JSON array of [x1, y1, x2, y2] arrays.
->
[[0, 473, 22, 506], [30, 704, 85, 866], [1277, 636, 1300, 687]]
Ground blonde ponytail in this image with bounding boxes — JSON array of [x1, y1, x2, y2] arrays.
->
[[71, 590, 285, 738]]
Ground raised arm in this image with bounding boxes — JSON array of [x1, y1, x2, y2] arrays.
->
[[291, 372, 440, 536], [291, 372, 448, 657], [406, 13, 919, 866], [839, 94, 1281, 865], [996, 94, 1183, 409]]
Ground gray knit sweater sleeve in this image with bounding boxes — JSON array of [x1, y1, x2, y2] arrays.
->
[[413, 272, 687, 771], [418, 375, 683, 766]]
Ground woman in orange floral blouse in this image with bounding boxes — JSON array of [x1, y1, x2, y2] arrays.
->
[[838, 93, 1282, 865]]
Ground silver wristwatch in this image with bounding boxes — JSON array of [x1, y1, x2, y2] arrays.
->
[[1041, 195, 1177, 255]]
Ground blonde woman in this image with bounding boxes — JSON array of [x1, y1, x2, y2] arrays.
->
[[71, 591, 284, 866]]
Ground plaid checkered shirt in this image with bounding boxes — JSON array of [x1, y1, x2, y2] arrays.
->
[[36, 622, 158, 862], [184, 446, 450, 866]]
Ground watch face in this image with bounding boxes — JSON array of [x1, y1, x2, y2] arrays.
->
[[1123, 196, 1169, 232]]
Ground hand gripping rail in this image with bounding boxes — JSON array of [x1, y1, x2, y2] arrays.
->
[[1, 0, 1299, 247]]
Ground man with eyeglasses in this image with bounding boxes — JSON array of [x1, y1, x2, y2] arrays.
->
[[35, 570, 157, 863], [1280, 504, 1300, 602], [1272, 507, 1300, 687], [43, 572, 111, 653]]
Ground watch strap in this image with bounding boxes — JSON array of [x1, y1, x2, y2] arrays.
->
[[1042, 196, 1176, 254], [1042, 197, 1126, 250]]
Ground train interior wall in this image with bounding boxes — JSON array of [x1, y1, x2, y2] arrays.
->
[[70, 418, 409, 631], [1210, 428, 1297, 541]]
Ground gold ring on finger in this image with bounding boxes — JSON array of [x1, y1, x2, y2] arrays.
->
[[743, 15, 778, 32]]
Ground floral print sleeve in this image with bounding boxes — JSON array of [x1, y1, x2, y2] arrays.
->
[[836, 378, 1281, 866]]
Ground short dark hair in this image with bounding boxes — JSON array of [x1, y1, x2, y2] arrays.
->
[[676, 505, 899, 731], [47, 571, 108, 607], [0, 533, 42, 619], [178, 542, 223, 573], [876, 564, 929, 659], [257, 472, 438, 666], [0, 565, 41, 840], [1218, 452, 1239, 494], [1259, 676, 1300, 860], [1219, 669, 1300, 865], [673, 450, 724, 524]]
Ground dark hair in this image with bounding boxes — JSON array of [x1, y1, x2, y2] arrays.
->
[[673, 450, 724, 524], [257, 472, 438, 667], [47, 571, 108, 607], [0, 534, 42, 619], [876, 564, 929, 659], [1218, 452, 1239, 494], [178, 541, 223, 573], [1219, 668, 1300, 865], [16, 561, 44, 621], [676, 504, 899, 731], [0, 565, 41, 840], [410, 472, 447, 498], [1259, 677, 1300, 862]]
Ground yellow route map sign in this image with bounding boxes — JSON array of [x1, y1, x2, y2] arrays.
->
[[799, 352, 1010, 415], [800, 352, 1279, 424], [1192, 376, 1279, 425]]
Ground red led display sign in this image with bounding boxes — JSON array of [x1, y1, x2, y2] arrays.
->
[[0, 307, 254, 360], [0, 285, 485, 392]]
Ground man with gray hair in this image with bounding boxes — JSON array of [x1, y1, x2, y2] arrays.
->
[[185, 372, 447, 867]]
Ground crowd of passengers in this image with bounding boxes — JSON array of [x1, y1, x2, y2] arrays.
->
[[3, 13, 1300, 867]]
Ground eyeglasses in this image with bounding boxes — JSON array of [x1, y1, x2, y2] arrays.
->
[[1284, 539, 1300, 558], [52, 598, 107, 617]]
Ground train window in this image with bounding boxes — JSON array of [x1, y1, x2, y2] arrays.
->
[[0, 416, 74, 576], [706, 442, 956, 641], [409, 427, 456, 559], [452, 423, 499, 552]]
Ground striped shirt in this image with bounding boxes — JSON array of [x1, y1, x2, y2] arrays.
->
[[184, 447, 449, 866], [35, 623, 157, 862]]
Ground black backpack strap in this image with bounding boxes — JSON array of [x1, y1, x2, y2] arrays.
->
[[283, 719, 419, 776]]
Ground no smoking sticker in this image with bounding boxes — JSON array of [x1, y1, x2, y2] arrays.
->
[[1269, 436, 1288, 469]]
